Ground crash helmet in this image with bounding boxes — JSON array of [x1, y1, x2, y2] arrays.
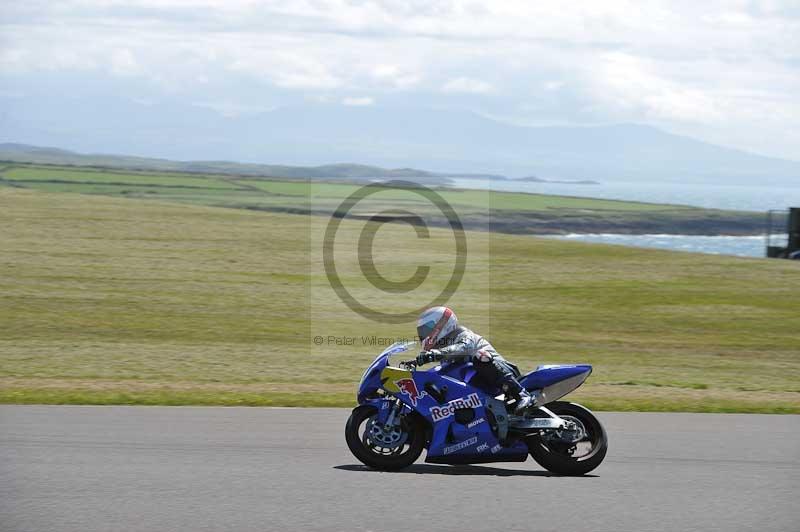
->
[[416, 306, 458, 350]]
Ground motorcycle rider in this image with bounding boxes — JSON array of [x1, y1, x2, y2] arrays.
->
[[414, 306, 533, 413]]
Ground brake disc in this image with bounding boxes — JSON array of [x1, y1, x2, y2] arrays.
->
[[366, 417, 408, 450]]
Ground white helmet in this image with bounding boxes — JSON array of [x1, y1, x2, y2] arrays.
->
[[417, 306, 458, 350]]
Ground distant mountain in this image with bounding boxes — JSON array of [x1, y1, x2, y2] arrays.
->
[[3, 98, 800, 185]]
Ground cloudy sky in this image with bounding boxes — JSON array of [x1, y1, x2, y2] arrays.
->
[[1, 0, 799, 161]]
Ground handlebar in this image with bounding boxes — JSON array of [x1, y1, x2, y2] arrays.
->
[[399, 359, 418, 370]]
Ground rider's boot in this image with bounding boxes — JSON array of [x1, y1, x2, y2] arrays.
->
[[475, 356, 535, 414], [514, 389, 533, 413], [503, 377, 534, 413]]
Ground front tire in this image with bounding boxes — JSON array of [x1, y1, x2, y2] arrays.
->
[[527, 401, 608, 476], [345, 405, 426, 471]]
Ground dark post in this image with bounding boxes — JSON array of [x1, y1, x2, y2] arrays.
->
[[789, 207, 800, 253], [766, 210, 772, 250]]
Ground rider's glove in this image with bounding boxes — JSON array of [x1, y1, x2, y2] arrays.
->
[[416, 350, 442, 366]]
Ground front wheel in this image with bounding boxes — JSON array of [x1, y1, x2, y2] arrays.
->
[[527, 401, 608, 476], [345, 405, 426, 471]]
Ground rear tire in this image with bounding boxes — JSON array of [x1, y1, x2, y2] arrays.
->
[[527, 401, 607, 476], [345, 405, 426, 471]]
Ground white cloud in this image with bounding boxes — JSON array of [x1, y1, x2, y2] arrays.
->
[[543, 80, 564, 91], [342, 96, 374, 106], [191, 100, 276, 117], [441, 77, 493, 94], [370, 64, 421, 89], [110, 49, 141, 77], [585, 52, 724, 123], [0, 0, 799, 158], [228, 49, 343, 90]]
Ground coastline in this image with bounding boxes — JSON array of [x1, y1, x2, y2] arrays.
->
[[480, 213, 766, 236], [543, 233, 773, 258], [2, 161, 772, 238]]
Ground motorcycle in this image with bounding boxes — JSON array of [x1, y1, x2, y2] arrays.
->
[[345, 341, 607, 475]]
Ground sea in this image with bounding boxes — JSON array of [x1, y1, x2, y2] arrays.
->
[[446, 178, 800, 258]]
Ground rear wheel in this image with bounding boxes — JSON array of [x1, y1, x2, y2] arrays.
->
[[527, 401, 607, 476], [345, 405, 426, 471]]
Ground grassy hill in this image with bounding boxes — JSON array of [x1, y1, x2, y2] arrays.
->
[[0, 143, 490, 183], [1, 186, 798, 412], [0, 163, 765, 234]]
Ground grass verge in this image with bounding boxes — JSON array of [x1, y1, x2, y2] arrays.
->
[[1, 187, 798, 412], [0, 163, 764, 234]]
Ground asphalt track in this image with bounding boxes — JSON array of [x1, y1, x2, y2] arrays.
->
[[1, 406, 798, 532]]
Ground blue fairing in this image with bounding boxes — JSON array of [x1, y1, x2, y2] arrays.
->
[[389, 364, 529, 462], [356, 351, 592, 464], [519, 364, 593, 390], [356, 342, 410, 403]]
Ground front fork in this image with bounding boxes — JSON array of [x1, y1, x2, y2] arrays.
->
[[382, 400, 403, 431], [371, 397, 404, 429]]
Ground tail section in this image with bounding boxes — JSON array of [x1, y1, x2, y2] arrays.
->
[[519, 364, 592, 405]]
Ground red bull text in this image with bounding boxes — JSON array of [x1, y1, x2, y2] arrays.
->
[[430, 393, 482, 422]]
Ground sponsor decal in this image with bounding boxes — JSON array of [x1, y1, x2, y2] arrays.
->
[[395, 378, 428, 406], [476, 443, 489, 452], [430, 393, 482, 422], [466, 417, 485, 429], [381, 401, 390, 410], [490, 444, 502, 454], [443, 436, 478, 455]]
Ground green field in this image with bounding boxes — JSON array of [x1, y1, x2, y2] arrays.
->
[[1, 164, 674, 210], [0, 164, 763, 235], [1, 186, 798, 412], [2, 166, 242, 189]]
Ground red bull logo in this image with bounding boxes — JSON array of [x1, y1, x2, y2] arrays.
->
[[430, 393, 482, 422], [395, 378, 428, 406]]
